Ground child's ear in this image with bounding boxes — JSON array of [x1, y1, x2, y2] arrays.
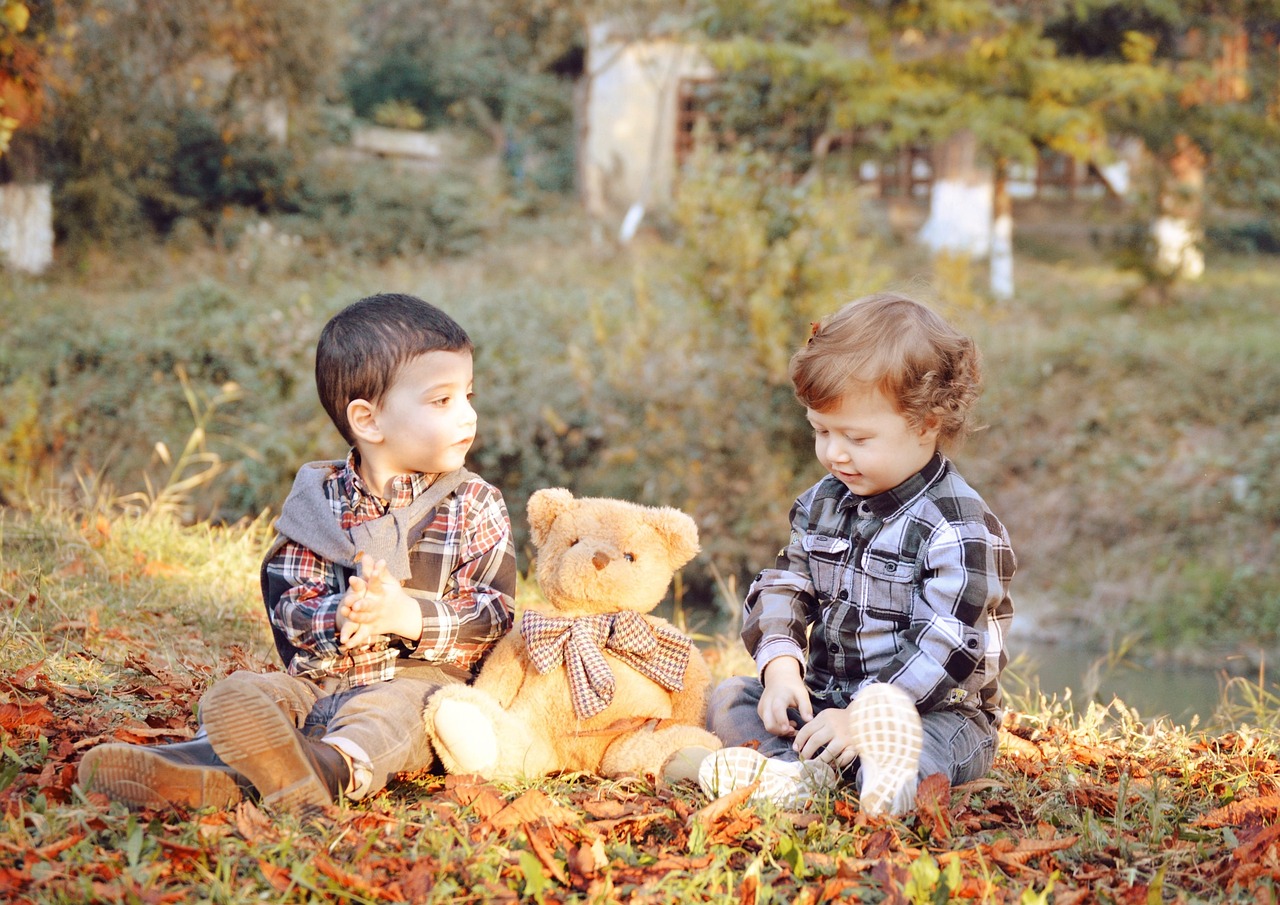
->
[[918, 412, 942, 443], [347, 399, 383, 445]]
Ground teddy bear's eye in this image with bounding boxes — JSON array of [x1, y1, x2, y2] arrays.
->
[[623, 553, 635, 562]]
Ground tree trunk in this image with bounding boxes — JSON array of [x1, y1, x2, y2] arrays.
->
[[990, 160, 1014, 301], [1151, 134, 1205, 281], [918, 129, 992, 259]]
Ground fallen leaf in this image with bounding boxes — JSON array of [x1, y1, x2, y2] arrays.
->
[[258, 860, 292, 894], [914, 772, 952, 839], [523, 823, 569, 885], [1195, 795, 1280, 828], [0, 702, 54, 730], [489, 790, 580, 830], [235, 801, 278, 845], [688, 782, 757, 828]]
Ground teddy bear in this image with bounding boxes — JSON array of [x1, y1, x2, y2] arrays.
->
[[423, 488, 721, 782]]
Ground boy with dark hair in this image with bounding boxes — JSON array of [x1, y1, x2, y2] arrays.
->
[[698, 292, 1015, 815], [79, 292, 517, 814]]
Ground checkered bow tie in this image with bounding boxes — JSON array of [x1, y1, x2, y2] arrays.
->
[[520, 610, 692, 721]]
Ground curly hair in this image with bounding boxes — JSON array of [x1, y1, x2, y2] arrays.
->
[[789, 292, 982, 448]]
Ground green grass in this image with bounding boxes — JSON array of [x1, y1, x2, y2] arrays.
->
[[1, 207, 1277, 655]]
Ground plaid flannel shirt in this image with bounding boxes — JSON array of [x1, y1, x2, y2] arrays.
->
[[264, 453, 516, 686], [743, 453, 1015, 724]]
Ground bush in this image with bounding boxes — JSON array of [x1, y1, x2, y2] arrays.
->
[[278, 157, 496, 261], [671, 143, 891, 384]]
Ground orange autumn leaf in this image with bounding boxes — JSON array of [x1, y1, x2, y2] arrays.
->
[[258, 860, 292, 893], [915, 772, 952, 839], [488, 789, 580, 830], [522, 823, 569, 885], [689, 782, 758, 828], [7, 660, 45, 688], [0, 701, 54, 730], [1195, 795, 1280, 828], [313, 855, 400, 901]]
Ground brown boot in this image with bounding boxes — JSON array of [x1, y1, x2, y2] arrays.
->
[[78, 737, 250, 810], [201, 678, 351, 815]]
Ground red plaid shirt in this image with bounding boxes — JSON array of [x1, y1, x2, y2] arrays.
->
[[264, 453, 516, 685]]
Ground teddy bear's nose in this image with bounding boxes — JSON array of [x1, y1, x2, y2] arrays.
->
[[592, 550, 611, 570]]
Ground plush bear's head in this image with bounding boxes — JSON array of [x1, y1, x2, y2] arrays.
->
[[527, 489, 700, 617]]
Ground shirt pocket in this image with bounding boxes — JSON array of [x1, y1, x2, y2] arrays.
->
[[802, 534, 851, 601], [859, 548, 914, 625]]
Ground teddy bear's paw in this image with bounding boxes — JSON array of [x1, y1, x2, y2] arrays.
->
[[431, 698, 500, 776]]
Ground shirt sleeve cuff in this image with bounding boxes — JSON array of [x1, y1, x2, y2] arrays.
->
[[754, 639, 806, 681]]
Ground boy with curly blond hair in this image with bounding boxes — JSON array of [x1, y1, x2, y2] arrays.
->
[[698, 292, 1016, 815]]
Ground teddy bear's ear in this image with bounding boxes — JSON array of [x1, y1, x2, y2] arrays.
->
[[646, 507, 701, 570], [528, 488, 576, 548]]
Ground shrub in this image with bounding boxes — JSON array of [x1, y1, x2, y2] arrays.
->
[[278, 157, 496, 261]]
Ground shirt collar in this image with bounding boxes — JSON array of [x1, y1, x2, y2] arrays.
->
[[836, 452, 948, 522], [339, 450, 435, 512]]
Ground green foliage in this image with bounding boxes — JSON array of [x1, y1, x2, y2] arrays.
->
[[344, 0, 579, 194], [372, 99, 428, 131], [278, 157, 497, 261], [671, 143, 890, 383], [34, 0, 343, 247], [0, 275, 328, 521]]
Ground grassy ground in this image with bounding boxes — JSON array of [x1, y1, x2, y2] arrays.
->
[[1, 211, 1277, 664], [3, 503, 1280, 903], [2, 209, 1280, 901]]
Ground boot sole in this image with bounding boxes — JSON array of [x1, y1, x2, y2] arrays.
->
[[202, 681, 332, 814], [848, 684, 923, 816], [78, 743, 242, 809]]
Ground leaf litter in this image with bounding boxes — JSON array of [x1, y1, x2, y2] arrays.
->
[[2, 648, 1279, 902]]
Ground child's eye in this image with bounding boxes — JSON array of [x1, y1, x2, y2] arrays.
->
[[623, 553, 635, 562]]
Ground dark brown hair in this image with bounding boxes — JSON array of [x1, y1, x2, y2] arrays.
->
[[789, 292, 982, 447], [315, 293, 473, 446]]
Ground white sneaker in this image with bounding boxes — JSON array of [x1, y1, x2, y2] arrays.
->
[[697, 746, 837, 811], [848, 683, 923, 816]]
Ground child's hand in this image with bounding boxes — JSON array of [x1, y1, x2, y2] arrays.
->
[[758, 657, 812, 737], [338, 557, 404, 650], [337, 557, 424, 650], [792, 708, 858, 768]]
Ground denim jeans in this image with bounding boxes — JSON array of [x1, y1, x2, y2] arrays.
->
[[707, 675, 997, 786], [196, 667, 463, 799]]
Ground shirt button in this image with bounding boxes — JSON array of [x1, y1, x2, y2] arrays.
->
[[885, 563, 897, 572], [838, 589, 848, 600], [967, 639, 979, 649]]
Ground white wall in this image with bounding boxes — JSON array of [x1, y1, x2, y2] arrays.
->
[[582, 24, 714, 220], [0, 183, 53, 274]]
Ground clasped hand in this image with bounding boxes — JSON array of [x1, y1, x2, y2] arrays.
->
[[758, 656, 859, 769], [337, 557, 413, 651]]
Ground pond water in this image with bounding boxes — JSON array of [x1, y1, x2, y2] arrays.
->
[[1003, 640, 1230, 728], [670, 599, 1239, 730]]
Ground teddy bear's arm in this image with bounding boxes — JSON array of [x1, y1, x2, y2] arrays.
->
[[669, 640, 715, 728], [471, 631, 531, 708]]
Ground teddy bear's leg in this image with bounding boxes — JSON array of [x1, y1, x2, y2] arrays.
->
[[600, 724, 722, 780], [424, 685, 554, 781], [424, 686, 501, 777]]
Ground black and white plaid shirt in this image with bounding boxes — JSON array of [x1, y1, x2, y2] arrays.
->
[[742, 453, 1015, 725]]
